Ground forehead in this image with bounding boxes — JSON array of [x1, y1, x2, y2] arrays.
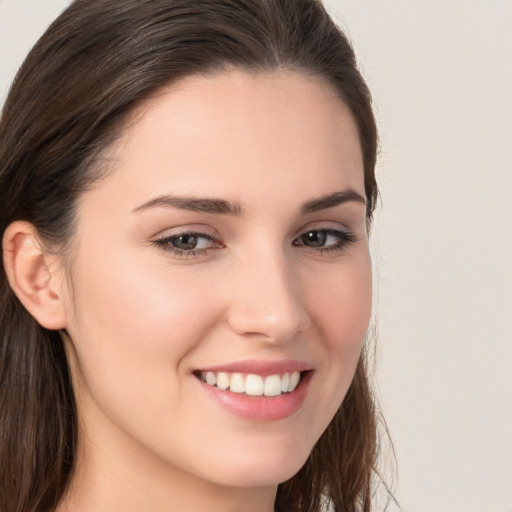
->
[[85, 69, 364, 214]]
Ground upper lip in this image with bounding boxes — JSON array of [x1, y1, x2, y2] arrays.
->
[[195, 359, 313, 377]]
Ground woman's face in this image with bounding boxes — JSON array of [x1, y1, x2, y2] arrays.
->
[[60, 70, 372, 491]]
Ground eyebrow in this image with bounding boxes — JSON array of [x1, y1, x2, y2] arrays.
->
[[132, 195, 242, 215], [300, 189, 366, 214], [132, 188, 366, 216]]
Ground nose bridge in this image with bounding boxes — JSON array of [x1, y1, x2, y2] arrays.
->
[[226, 242, 310, 341]]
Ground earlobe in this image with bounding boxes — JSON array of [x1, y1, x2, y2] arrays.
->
[[2, 221, 67, 330]]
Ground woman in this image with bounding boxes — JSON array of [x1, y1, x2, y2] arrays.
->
[[0, 1, 392, 511]]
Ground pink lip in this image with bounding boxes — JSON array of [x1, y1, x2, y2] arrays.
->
[[196, 359, 313, 377], [194, 360, 313, 422]]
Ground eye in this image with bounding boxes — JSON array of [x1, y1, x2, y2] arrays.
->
[[293, 228, 356, 253], [169, 233, 208, 251], [153, 230, 222, 258]]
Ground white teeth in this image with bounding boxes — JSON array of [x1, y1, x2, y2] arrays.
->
[[216, 372, 230, 390], [199, 370, 304, 396], [245, 374, 264, 396], [281, 373, 290, 392], [264, 374, 282, 397], [289, 371, 300, 392], [229, 373, 245, 393]]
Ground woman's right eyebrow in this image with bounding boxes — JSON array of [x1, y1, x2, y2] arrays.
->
[[131, 195, 243, 216]]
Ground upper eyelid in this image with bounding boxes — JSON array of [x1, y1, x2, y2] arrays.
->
[[156, 230, 215, 239], [153, 226, 219, 240], [293, 222, 354, 238]]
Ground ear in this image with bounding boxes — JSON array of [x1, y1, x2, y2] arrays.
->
[[2, 221, 67, 330]]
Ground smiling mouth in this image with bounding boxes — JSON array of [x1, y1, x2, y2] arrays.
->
[[194, 370, 306, 397]]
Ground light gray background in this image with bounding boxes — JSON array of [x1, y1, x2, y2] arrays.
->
[[1, 1, 511, 511]]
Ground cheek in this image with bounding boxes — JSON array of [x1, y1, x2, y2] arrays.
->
[[64, 250, 220, 419], [303, 256, 372, 426], [308, 257, 372, 353], [70, 249, 216, 349]]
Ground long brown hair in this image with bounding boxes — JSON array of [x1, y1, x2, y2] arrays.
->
[[0, 1, 384, 511]]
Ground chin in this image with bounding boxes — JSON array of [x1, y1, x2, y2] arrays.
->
[[199, 439, 312, 489]]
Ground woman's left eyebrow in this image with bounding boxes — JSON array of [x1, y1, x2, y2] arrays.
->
[[300, 189, 366, 214], [131, 188, 365, 216]]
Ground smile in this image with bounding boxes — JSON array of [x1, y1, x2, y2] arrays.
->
[[198, 371, 302, 397], [194, 360, 313, 421]]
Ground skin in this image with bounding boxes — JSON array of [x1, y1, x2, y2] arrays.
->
[[43, 69, 373, 512]]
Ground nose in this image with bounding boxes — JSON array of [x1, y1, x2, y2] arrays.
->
[[225, 250, 311, 343]]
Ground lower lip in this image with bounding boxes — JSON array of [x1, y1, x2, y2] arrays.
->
[[196, 371, 312, 422]]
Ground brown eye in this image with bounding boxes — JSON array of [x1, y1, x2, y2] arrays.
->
[[293, 228, 357, 252], [153, 231, 220, 256], [300, 230, 327, 247], [172, 234, 199, 250]]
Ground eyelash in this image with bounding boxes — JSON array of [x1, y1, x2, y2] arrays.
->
[[152, 230, 220, 259], [292, 228, 357, 255], [153, 227, 357, 259]]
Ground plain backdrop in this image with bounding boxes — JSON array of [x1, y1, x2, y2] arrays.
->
[[1, 1, 511, 512]]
